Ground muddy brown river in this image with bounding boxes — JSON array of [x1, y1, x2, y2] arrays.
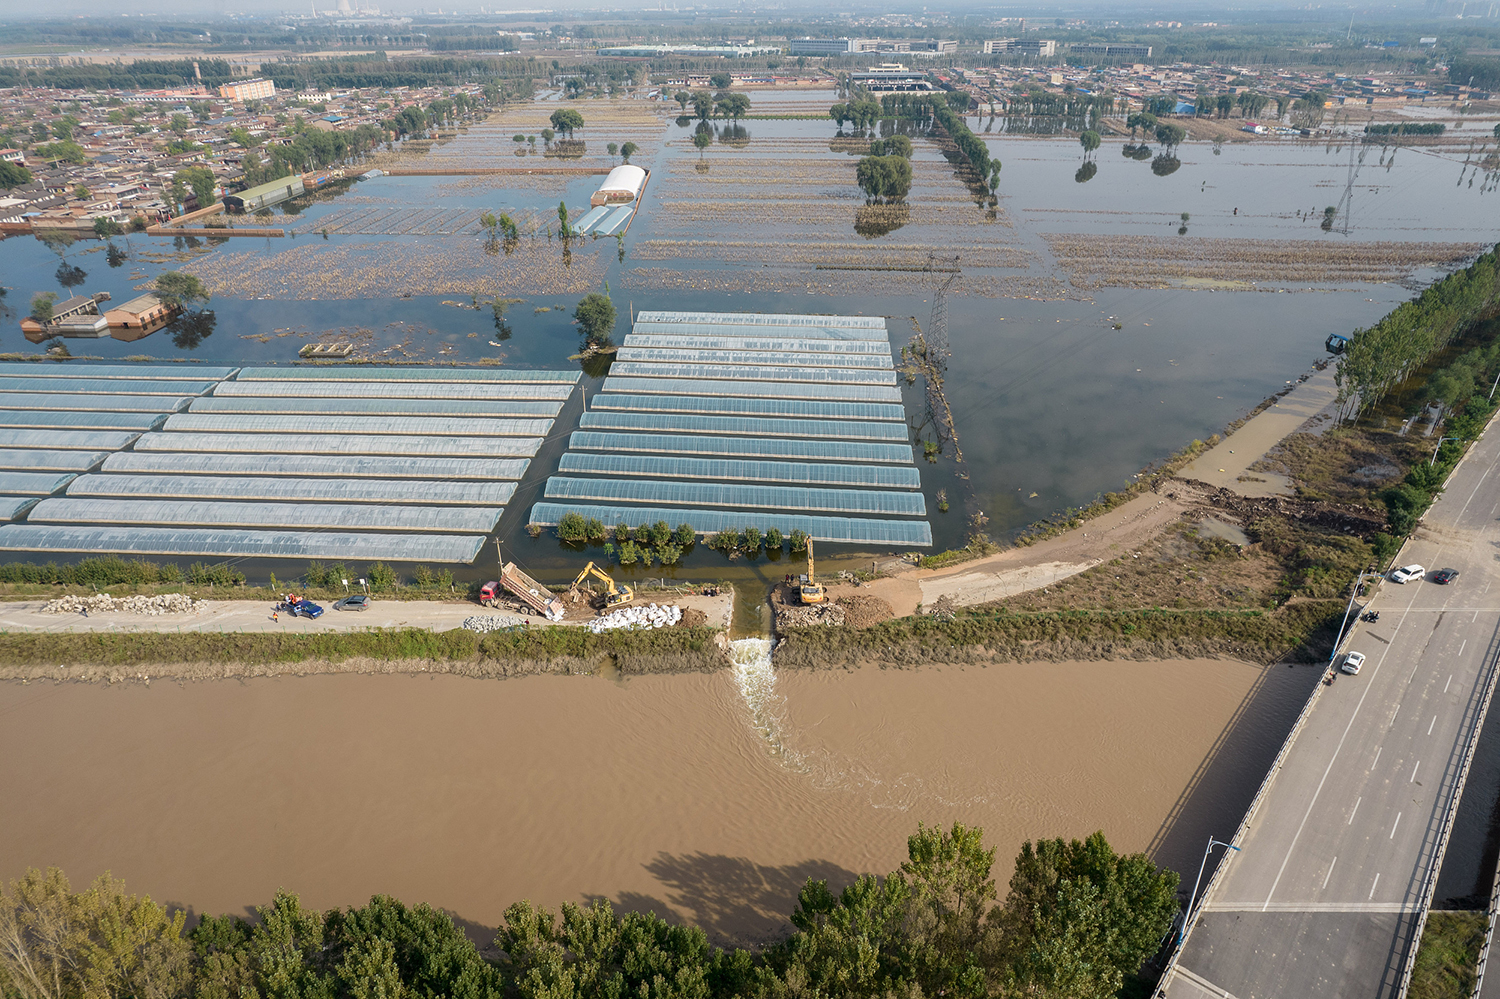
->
[[0, 653, 1312, 945]]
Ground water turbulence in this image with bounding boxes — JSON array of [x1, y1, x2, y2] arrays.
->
[[729, 638, 796, 761]]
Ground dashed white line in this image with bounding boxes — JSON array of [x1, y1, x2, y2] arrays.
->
[[1391, 812, 1402, 839], [1412, 761, 1421, 783], [1373, 747, 1382, 769], [1446, 675, 1453, 693], [1370, 873, 1381, 899], [1323, 857, 1338, 891], [1429, 715, 1437, 735], [1349, 797, 1361, 825]]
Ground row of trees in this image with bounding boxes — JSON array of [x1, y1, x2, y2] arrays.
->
[[1336, 243, 1500, 418], [674, 89, 753, 121], [1364, 122, 1446, 136], [0, 825, 1178, 999]]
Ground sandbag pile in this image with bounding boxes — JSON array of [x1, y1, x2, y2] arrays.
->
[[461, 614, 528, 633], [40, 593, 208, 616], [586, 603, 682, 634]]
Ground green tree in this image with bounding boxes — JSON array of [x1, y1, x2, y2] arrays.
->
[[169, 112, 191, 136], [619, 141, 638, 164], [674, 90, 691, 111], [868, 134, 912, 158], [548, 108, 584, 138], [709, 71, 733, 90], [855, 155, 912, 201], [28, 291, 56, 323], [1153, 122, 1187, 150], [573, 291, 617, 346], [34, 141, 85, 165], [92, 217, 124, 240], [175, 165, 217, 207], [691, 91, 714, 121], [693, 130, 712, 159], [829, 102, 850, 130], [607, 141, 618, 160], [1079, 129, 1101, 157], [715, 93, 752, 120], [557, 201, 569, 235], [0, 161, 31, 189], [154, 271, 210, 307]]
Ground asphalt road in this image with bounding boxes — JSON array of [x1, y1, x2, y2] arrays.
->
[[1164, 424, 1500, 999]]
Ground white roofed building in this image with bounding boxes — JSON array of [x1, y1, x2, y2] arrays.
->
[[591, 164, 648, 207]]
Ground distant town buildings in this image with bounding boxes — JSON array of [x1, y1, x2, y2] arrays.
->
[[218, 78, 276, 102], [788, 37, 957, 57]]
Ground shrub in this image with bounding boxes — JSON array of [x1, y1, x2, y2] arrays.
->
[[765, 527, 784, 552], [742, 527, 763, 552], [656, 542, 683, 565], [557, 511, 588, 541], [367, 562, 399, 592], [649, 520, 671, 547], [584, 517, 607, 542], [187, 562, 245, 586], [674, 523, 696, 547], [618, 541, 640, 565], [615, 522, 632, 541], [788, 529, 809, 552]]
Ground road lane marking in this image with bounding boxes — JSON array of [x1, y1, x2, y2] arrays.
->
[[1373, 747, 1382, 769], [1429, 715, 1437, 735], [1461, 640, 1468, 656], [1370, 873, 1381, 899], [1349, 797, 1361, 824], [1323, 857, 1337, 890], [1260, 573, 1417, 911], [1205, 901, 1420, 913], [1391, 812, 1402, 839], [1412, 761, 1420, 782], [1446, 675, 1453, 693]]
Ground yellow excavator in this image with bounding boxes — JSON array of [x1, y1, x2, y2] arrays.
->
[[799, 539, 825, 605], [572, 562, 634, 608]]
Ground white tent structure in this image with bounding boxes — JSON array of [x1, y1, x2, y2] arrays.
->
[[591, 164, 648, 206]]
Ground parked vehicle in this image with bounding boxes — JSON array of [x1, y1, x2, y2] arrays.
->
[[334, 595, 370, 611], [1340, 651, 1366, 675], [282, 598, 324, 619], [482, 562, 565, 621], [1391, 565, 1425, 583], [1433, 568, 1460, 584]]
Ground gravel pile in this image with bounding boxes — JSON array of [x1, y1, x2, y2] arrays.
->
[[586, 603, 682, 634], [775, 603, 847, 628], [461, 614, 528, 633], [40, 593, 208, 616]]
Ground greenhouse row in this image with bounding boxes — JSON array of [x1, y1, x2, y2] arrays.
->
[[0, 498, 36, 524], [529, 504, 932, 547], [0, 472, 78, 497], [68, 473, 517, 507], [544, 477, 926, 517], [614, 348, 893, 371], [3, 393, 196, 414], [0, 525, 487, 562], [211, 380, 575, 401], [234, 367, 581, 384], [0, 429, 141, 451], [623, 335, 892, 355], [30, 499, 504, 534], [557, 453, 920, 489], [579, 412, 909, 442], [104, 453, 531, 482], [609, 363, 898, 386], [135, 431, 544, 458], [634, 311, 887, 329], [0, 377, 221, 396], [163, 413, 556, 438], [602, 377, 902, 403], [189, 397, 566, 419], [0, 449, 109, 473], [567, 431, 915, 464], [630, 322, 888, 342], [0, 363, 238, 381], [590, 394, 905, 422], [0, 411, 168, 432]]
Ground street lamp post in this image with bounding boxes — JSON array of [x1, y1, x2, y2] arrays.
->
[[1431, 436, 1461, 467], [1331, 570, 1383, 663], [1179, 836, 1241, 945]]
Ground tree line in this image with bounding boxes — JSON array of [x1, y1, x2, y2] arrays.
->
[[1336, 243, 1500, 418], [0, 824, 1179, 999], [1364, 122, 1446, 136]]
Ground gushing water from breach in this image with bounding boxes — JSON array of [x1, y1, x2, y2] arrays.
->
[[729, 638, 793, 759]]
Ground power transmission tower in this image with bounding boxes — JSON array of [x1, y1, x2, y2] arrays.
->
[[1334, 137, 1364, 236], [926, 253, 960, 364]]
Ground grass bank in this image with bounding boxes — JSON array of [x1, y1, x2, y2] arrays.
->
[[0, 625, 726, 684], [774, 601, 1345, 669], [1408, 911, 1486, 999]]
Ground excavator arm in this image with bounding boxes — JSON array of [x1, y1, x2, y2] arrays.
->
[[573, 562, 635, 607]]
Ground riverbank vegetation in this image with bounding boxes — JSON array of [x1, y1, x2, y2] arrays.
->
[[0, 823, 1178, 999], [0, 624, 725, 682]]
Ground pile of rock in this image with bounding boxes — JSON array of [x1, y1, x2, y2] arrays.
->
[[586, 603, 682, 634], [774, 602, 846, 629], [461, 614, 528, 633], [40, 593, 208, 616]]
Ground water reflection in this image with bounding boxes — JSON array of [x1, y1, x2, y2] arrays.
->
[[1151, 155, 1182, 177], [718, 124, 750, 148], [55, 261, 87, 290], [1075, 161, 1098, 184], [105, 244, 129, 268], [167, 309, 217, 350], [854, 203, 909, 238]]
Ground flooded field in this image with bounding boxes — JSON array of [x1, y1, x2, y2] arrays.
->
[[0, 654, 1314, 941], [2, 95, 1495, 558]]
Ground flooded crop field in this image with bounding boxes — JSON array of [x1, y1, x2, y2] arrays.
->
[[2, 93, 1496, 562]]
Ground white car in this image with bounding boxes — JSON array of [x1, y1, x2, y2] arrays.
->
[[1341, 651, 1366, 675], [1391, 564, 1425, 583]]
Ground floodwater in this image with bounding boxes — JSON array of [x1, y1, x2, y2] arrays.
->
[[0, 652, 1315, 942]]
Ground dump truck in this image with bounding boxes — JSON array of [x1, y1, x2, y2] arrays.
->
[[481, 561, 565, 621]]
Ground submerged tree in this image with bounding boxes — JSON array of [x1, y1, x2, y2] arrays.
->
[[573, 291, 617, 348]]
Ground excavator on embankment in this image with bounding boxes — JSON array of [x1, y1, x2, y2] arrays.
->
[[799, 538, 825, 605], [571, 562, 634, 609]]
